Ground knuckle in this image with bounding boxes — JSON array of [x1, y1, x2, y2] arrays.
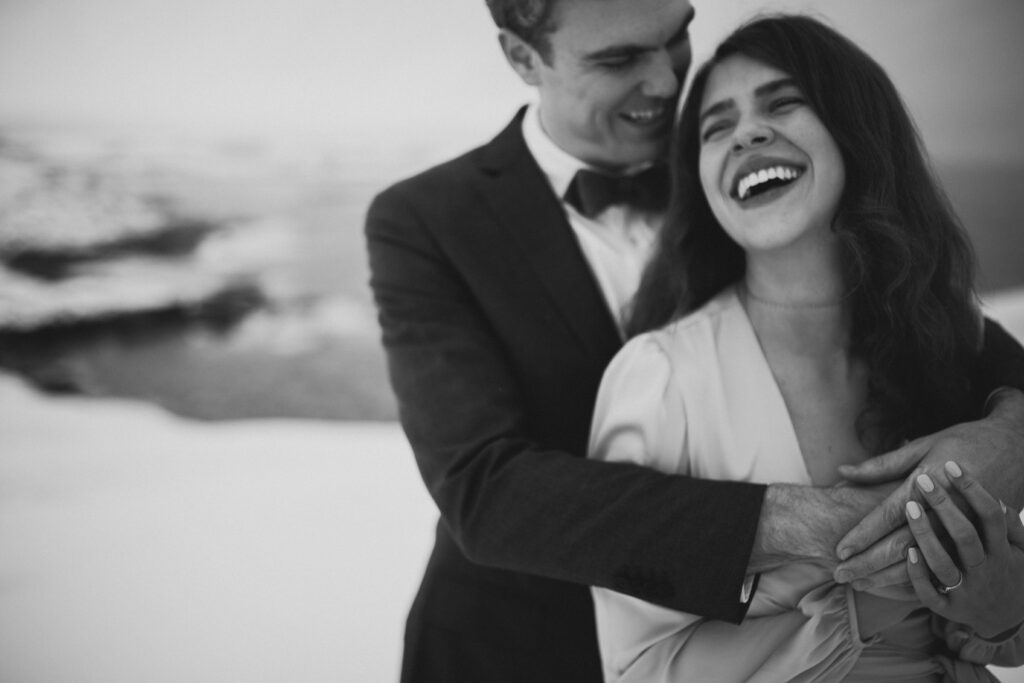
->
[[891, 531, 912, 554], [852, 558, 878, 575], [949, 527, 977, 547], [958, 476, 978, 492], [979, 506, 1003, 527], [910, 522, 935, 540], [965, 556, 987, 570], [883, 504, 905, 529]]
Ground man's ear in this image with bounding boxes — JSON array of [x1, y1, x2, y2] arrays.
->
[[498, 29, 543, 86]]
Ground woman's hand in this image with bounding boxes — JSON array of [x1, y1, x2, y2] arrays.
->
[[904, 461, 1024, 640]]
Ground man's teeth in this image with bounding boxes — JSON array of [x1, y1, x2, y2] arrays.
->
[[624, 108, 663, 123], [737, 166, 801, 200]]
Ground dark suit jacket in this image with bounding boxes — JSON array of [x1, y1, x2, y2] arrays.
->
[[365, 109, 1024, 682], [366, 109, 766, 681]]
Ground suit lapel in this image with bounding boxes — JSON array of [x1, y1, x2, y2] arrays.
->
[[475, 110, 623, 363]]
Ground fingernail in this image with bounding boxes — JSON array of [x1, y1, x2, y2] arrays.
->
[[916, 474, 935, 493], [1001, 500, 1008, 514], [953, 630, 970, 647], [906, 501, 922, 519], [908, 547, 919, 564], [945, 461, 962, 478], [836, 570, 852, 583], [837, 547, 851, 561]]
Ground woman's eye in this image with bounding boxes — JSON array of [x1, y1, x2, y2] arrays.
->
[[700, 122, 731, 142], [770, 97, 804, 113]]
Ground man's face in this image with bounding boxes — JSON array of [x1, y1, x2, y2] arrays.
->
[[534, 0, 695, 171]]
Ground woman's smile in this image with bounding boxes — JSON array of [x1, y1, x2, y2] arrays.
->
[[697, 54, 845, 253]]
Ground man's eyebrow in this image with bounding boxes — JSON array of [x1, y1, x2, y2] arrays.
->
[[699, 78, 799, 124], [583, 6, 696, 61], [667, 7, 696, 47]]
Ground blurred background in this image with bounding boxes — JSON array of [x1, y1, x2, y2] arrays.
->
[[0, 0, 1021, 419], [1, 1, 1022, 681]]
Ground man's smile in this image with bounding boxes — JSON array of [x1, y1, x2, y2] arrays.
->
[[621, 103, 672, 126]]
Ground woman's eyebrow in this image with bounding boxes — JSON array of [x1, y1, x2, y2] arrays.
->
[[699, 99, 734, 125], [755, 78, 798, 98], [699, 77, 799, 123]]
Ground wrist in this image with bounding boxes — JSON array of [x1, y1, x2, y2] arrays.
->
[[751, 485, 861, 571], [975, 620, 1024, 644]]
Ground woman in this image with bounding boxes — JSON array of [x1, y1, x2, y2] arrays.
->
[[588, 15, 1024, 682]]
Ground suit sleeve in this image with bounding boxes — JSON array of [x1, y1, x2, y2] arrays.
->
[[365, 182, 765, 621], [979, 317, 1024, 397], [588, 335, 704, 680]]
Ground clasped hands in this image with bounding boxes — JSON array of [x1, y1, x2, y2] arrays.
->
[[829, 414, 1024, 654]]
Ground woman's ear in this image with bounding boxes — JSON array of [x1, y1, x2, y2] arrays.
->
[[498, 29, 543, 87]]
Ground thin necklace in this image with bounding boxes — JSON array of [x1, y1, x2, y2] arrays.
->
[[739, 282, 847, 310]]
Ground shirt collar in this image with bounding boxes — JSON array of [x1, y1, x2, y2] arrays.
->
[[521, 102, 586, 199]]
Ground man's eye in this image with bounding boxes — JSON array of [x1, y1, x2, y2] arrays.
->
[[599, 56, 636, 71]]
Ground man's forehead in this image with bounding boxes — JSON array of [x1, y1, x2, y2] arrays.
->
[[551, 0, 694, 54]]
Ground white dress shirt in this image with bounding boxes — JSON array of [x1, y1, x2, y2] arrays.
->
[[521, 104, 661, 337]]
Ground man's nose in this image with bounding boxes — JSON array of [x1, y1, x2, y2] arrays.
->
[[731, 120, 775, 152], [641, 51, 680, 99]]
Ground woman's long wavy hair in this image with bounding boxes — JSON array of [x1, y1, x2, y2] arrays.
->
[[628, 14, 982, 448]]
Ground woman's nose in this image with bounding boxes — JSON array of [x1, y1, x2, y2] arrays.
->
[[731, 121, 775, 152]]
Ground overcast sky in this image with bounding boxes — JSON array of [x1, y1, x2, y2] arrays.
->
[[0, 0, 1021, 163]]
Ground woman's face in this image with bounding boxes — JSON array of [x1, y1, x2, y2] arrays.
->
[[696, 54, 845, 255]]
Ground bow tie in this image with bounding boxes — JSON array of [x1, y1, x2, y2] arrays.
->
[[564, 164, 670, 218]]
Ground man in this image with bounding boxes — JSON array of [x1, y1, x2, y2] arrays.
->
[[365, 0, 1024, 680]]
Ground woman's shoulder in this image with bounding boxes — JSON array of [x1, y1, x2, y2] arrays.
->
[[612, 285, 742, 381], [649, 284, 742, 347]]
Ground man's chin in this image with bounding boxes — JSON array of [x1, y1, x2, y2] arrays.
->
[[611, 144, 668, 170], [581, 137, 668, 172]]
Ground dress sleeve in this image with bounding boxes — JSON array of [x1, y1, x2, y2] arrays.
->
[[936, 616, 1024, 668], [589, 334, 687, 473]]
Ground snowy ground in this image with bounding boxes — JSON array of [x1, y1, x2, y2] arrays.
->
[[2, 288, 1023, 683], [0, 386, 434, 682]]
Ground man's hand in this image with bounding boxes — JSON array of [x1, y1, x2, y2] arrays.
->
[[831, 389, 1024, 589], [749, 483, 893, 573]]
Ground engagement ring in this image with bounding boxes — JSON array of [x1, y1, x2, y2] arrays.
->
[[938, 571, 964, 594]]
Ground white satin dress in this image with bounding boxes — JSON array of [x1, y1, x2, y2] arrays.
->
[[589, 285, 1018, 682]]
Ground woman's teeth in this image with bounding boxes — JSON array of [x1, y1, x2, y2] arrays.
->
[[736, 166, 802, 200]]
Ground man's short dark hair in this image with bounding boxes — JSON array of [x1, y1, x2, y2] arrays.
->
[[485, 0, 561, 63]]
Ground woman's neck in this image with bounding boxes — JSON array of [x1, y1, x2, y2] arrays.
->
[[740, 253, 851, 359]]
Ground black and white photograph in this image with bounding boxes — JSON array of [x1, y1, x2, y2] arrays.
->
[[2, 1, 1023, 681]]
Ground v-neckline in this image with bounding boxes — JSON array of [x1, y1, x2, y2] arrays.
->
[[724, 285, 815, 486]]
